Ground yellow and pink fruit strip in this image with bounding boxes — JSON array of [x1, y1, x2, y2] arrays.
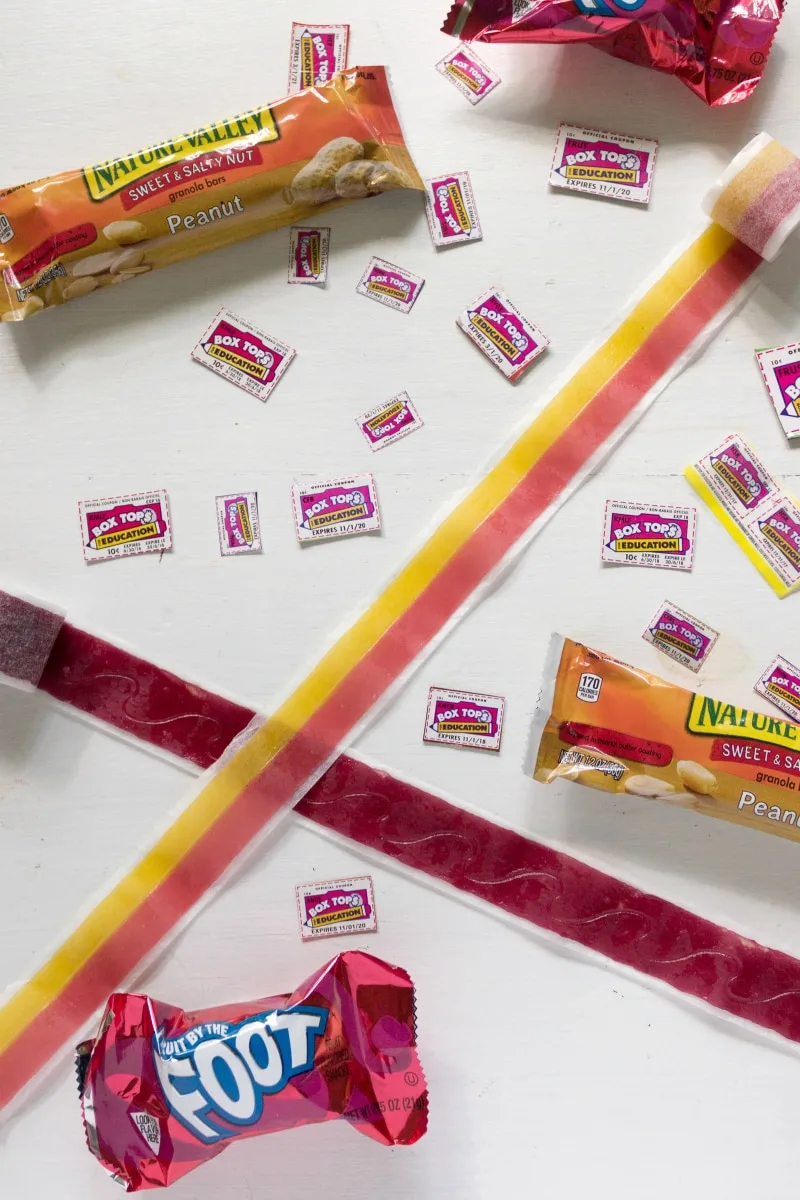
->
[[703, 133, 800, 262]]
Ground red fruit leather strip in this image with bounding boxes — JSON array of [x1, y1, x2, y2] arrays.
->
[[301, 758, 800, 1042], [37, 622, 800, 1044], [39, 623, 253, 768]]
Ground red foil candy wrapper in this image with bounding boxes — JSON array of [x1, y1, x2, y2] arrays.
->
[[442, 0, 784, 105], [77, 951, 427, 1191]]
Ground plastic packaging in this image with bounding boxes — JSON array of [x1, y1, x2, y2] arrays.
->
[[0, 67, 422, 321], [441, 0, 784, 106], [77, 951, 426, 1191], [530, 634, 800, 845]]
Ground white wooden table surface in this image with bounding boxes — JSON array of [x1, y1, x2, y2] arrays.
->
[[3, 2, 800, 1196]]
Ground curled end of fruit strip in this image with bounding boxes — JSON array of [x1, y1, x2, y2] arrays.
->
[[0, 589, 65, 691], [703, 132, 800, 261]]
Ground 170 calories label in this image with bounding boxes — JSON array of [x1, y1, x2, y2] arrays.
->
[[192, 307, 295, 402], [642, 600, 718, 673], [423, 686, 505, 752], [424, 171, 482, 247], [755, 654, 800, 724], [601, 500, 696, 570], [550, 124, 657, 206], [356, 256, 424, 313], [296, 875, 377, 940], [356, 392, 423, 451], [215, 492, 261, 556], [78, 489, 172, 564], [457, 287, 549, 382], [292, 473, 381, 542], [288, 23, 349, 93], [756, 342, 800, 442], [288, 226, 329, 284]]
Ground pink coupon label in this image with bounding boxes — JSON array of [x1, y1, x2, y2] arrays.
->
[[288, 226, 330, 285], [601, 501, 696, 570], [78, 489, 172, 564], [292, 473, 381, 542], [457, 287, 549, 381], [356, 256, 424, 313], [288, 23, 349, 92], [436, 44, 501, 105], [642, 601, 718, 673], [755, 654, 800, 724], [756, 342, 800, 441], [550, 124, 657, 205], [757, 502, 800, 574], [687, 434, 800, 597], [191, 307, 295, 402], [356, 392, 423, 451], [423, 686, 505, 752], [706, 435, 776, 512], [215, 492, 261, 556], [424, 171, 482, 247], [295, 875, 377, 940]]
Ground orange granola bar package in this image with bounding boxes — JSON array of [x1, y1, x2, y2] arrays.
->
[[530, 635, 800, 845], [0, 67, 422, 321]]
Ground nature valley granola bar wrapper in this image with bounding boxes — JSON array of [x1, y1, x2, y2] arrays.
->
[[529, 635, 800, 845], [0, 67, 422, 321]]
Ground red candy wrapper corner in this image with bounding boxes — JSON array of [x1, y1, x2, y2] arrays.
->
[[77, 951, 427, 1191], [442, 0, 784, 105]]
